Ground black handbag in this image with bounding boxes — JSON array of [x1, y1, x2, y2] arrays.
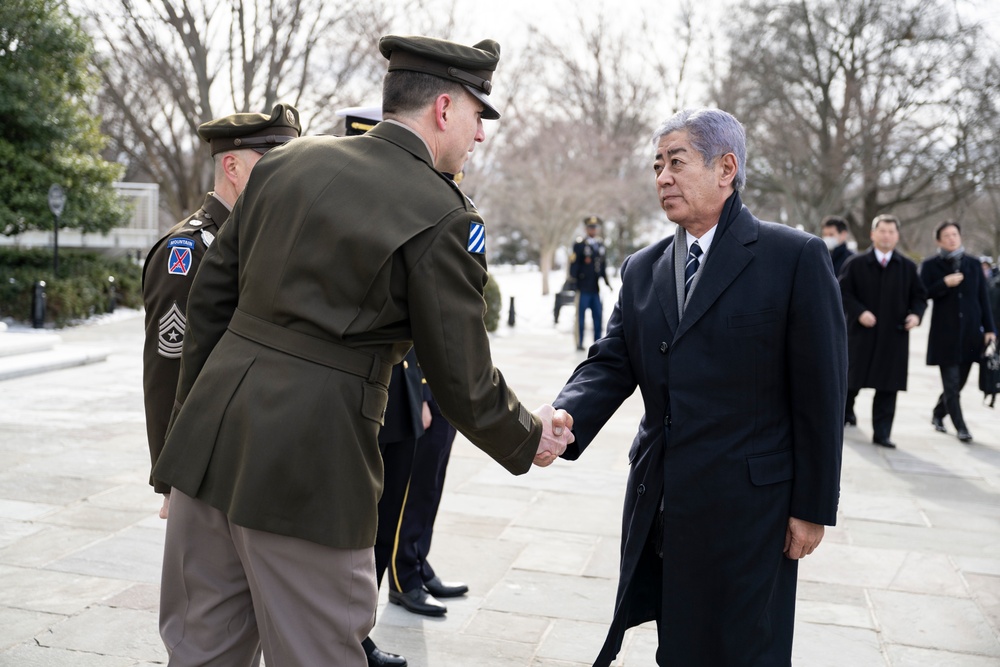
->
[[980, 340, 1000, 408]]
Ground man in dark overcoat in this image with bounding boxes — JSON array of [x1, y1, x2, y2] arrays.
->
[[920, 220, 997, 442], [839, 214, 927, 447], [821, 214, 855, 276], [141, 104, 300, 519], [152, 35, 572, 666], [552, 108, 847, 666]]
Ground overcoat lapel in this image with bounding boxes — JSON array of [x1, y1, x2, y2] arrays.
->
[[673, 209, 758, 343], [652, 239, 680, 337]]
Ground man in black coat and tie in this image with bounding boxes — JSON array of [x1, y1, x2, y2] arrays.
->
[[839, 214, 927, 447], [920, 220, 997, 442], [551, 108, 846, 666]]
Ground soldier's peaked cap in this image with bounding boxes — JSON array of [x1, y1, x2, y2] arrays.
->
[[197, 103, 301, 156], [379, 35, 501, 120]]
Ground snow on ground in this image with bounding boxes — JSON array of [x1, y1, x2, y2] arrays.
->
[[487, 264, 619, 344]]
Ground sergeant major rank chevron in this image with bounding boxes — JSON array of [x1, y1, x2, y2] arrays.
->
[[157, 302, 186, 358]]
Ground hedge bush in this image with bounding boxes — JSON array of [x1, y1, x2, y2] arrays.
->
[[0, 248, 142, 327]]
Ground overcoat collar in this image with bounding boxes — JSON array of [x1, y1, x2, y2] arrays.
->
[[368, 121, 436, 169], [367, 121, 469, 196], [652, 191, 758, 344], [861, 247, 899, 267], [200, 192, 231, 226]]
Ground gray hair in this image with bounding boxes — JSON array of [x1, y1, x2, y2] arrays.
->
[[652, 108, 747, 192]]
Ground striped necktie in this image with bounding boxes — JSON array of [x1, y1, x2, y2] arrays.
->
[[685, 240, 703, 296]]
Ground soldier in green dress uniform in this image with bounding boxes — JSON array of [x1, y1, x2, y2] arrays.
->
[[141, 103, 300, 519], [153, 36, 573, 666]]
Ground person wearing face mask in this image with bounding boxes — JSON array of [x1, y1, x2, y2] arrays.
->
[[821, 215, 854, 277], [920, 221, 998, 443], [839, 214, 927, 447]]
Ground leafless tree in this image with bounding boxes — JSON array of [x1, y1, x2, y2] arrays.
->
[[714, 0, 1000, 249], [954, 52, 1000, 260], [85, 0, 442, 226], [473, 7, 699, 294]]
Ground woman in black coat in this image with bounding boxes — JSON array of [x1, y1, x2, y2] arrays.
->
[[919, 221, 998, 442]]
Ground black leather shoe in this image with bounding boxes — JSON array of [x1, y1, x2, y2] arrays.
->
[[931, 416, 947, 433], [845, 413, 857, 426], [423, 575, 468, 598], [366, 646, 407, 667], [872, 437, 897, 448], [388, 587, 447, 616], [958, 430, 973, 443]]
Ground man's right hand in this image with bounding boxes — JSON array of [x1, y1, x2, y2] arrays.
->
[[533, 404, 574, 467], [858, 310, 877, 328], [944, 272, 964, 287]]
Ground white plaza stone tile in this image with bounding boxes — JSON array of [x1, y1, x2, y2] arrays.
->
[[870, 589, 1000, 657]]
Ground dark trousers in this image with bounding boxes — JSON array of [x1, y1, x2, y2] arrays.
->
[[933, 363, 973, 431], [577, 291, 603, 346], [374, 437, 417, 590], [846, 388, 898, 441], [389, 402, 457, 593]]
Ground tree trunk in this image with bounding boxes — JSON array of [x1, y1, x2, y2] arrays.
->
[[539, 247, 554, 296]]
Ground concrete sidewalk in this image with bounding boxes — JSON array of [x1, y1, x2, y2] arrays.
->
[[0, 270, 998, 666]]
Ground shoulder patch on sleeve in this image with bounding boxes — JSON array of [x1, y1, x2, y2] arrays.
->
[[157, 302, 186, 358], [166, 238, 195, 275], [468, 222, 486, 254]]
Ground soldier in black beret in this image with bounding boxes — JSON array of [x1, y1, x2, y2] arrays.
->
[[334, 105, 382, 137], [153, 35, 573, 666], [569, 215, 611, 350], [141, 103, 300, 520]]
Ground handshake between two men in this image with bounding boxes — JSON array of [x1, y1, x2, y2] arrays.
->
[[532, 404, 574, 467]]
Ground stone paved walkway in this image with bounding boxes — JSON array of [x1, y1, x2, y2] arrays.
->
[[0, 267, 998, 666]]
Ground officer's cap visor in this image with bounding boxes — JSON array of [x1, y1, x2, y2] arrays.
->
[[463, 85, 500, 120]]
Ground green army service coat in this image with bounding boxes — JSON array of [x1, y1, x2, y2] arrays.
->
[[141, 193, 229, 494], [153, 121, 541, 549]]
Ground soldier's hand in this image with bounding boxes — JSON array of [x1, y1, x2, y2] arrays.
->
[[533, 404, 575, 467]]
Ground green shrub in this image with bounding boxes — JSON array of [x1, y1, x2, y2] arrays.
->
[[483, 272, 502, 332], [0, 248, 142, 327]]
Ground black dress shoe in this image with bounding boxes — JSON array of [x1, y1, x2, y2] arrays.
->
[[872, 437, 897, 449], [957, 430, 973, 443], [366, 646, 407, 667], [931, 416, 947, 433], [388, 587, 447, 616], [423, 575, 468, 598], [845, 414, 857, 426]]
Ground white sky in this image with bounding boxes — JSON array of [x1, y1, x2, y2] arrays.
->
[[393, 0, 1000, 116], [428, 0, 1000, 46], [412, 0, 689, 52]]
